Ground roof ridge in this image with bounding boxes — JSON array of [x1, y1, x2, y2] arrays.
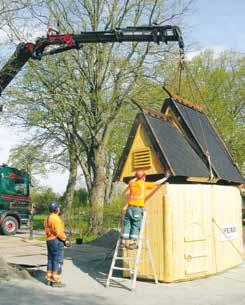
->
[[142, 108, 169, 121], [162, 85, 204, 112]]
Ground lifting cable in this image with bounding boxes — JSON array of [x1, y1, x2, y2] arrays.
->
[[178, 56, 185, 95], [176, 51, 214, 179], [176, 49, 185, 95]]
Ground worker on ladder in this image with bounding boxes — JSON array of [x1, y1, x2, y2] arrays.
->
[[120, 169, 171, 250]]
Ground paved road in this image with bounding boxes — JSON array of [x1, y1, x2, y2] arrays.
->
[[0, 233, 245, 305], [1, 262, 245, 305]]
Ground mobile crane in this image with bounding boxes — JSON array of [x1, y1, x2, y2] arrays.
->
[[0, 25, 184, 235], [0, 25, 184, 96]]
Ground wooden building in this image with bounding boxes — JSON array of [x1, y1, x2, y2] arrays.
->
[[114, 91, 244, 282]]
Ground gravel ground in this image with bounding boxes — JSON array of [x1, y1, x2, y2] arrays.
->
[[0, 257, 31, 281]]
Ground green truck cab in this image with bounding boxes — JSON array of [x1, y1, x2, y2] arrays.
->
[[0, 165, 31, 235]]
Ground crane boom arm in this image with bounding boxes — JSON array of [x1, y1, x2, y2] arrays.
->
[[0, 25, 184, 96], [0, 43, 35, 94]]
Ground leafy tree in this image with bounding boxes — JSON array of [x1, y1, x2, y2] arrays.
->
[[134, 50, 245, 169], [0, 0, 43, 274], [31, 187, 60, 214], [60, 188, 89, 208], [3, 0, 191, 233], [73, 188, 89, 207], [8, 144, 47, 174], [4, 58, 80, 208]]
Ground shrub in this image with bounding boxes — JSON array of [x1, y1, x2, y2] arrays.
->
[[62, 196, 124, 240]]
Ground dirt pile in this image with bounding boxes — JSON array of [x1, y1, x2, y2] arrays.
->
[[90, 229, 120, 248], [0, 257, 31, 281]]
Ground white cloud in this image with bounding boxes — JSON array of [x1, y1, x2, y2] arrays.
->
[[0, 126, 21, 163], [37, 171, 69, 195], [186, 45, 226, 60]]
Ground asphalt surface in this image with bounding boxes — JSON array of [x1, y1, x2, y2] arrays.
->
[[0, 232, 245, 305]]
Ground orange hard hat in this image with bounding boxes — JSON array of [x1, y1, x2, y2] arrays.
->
[[135, 169, 145, 179]]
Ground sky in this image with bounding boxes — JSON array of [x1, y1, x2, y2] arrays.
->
[[188, 0, 245, 53], [0, 0, 244, 194]]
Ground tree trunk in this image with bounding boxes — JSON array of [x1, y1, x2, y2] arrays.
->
[[104, 152, 116, 204], [64, 148, 78, 209], [89, 146, 107, 234]]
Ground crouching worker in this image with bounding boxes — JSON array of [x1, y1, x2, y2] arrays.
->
[[120, 169, 171, 250], [44, 202, 71, 287]]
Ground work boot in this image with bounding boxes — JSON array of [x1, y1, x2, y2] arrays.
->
[[51, 281, 66, 288], [119, 241, 126, 249], [46, 280, 53, 286], [128, 242, 138, 250]]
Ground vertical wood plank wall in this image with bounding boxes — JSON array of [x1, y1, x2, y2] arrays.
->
[[211, 185, 243, 272], [140, 185, 166, 280], [123, 184, 243, 282]]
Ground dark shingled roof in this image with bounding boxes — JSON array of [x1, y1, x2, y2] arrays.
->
[[144, 114, 210, 177], [162, 98, 244, 184], [114, 97, 244, 185]]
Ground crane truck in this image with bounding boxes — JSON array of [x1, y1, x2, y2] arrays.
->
[[0, 25, 184, 235]]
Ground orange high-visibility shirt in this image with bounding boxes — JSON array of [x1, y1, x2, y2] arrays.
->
[[44, 213, 66, 241], [128, 179, 155, 207]]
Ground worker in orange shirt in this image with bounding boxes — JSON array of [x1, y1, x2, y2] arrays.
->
[[120, 169, 171, 250], [44, 202, 71, 287]]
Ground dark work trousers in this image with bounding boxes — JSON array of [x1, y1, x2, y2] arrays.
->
[[46, 238, 64, 282], [121, 206, 144, 241]]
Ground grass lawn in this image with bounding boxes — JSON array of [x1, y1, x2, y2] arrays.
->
[[32, 214, 97, 243]]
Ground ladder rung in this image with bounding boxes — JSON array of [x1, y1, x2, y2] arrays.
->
[[113, 267, 135, 271], [115, 257, 134, 260], [109, 276, 124, 281]]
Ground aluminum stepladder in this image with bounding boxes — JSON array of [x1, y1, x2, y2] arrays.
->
[[106, 209, 158, 291]]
